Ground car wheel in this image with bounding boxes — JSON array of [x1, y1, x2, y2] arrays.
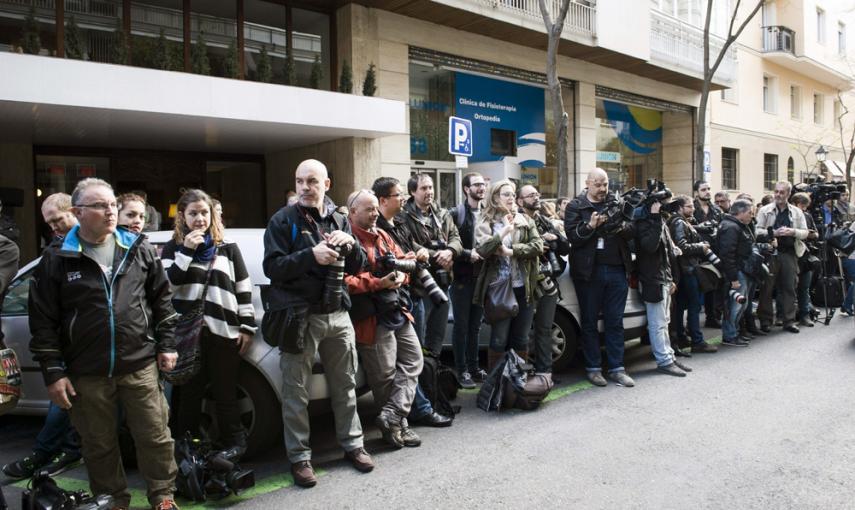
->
[[550, 312, 579, 372], [200, 362, 282, 459]]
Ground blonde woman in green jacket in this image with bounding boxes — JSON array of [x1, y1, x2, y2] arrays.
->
[[474, 179, 544, 371]]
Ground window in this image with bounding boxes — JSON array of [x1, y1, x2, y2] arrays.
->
[[722, 148, 738, 190], [790, 85, 801, 119], [763, 75, 777, 113], [721, 85, 737, 103], [839, 22, 847, 55], [787, 156, 795, 183], [764, 154, 779, 190], [814, 93, 825, 124], [490, 128, 517, 156], [817, 8, 826, 44]]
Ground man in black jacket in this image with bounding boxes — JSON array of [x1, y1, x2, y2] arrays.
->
[[448, 172, 486, 388], [717, 199, 757, 347], [669, 195, 718, 354], [564, 168, 634, 387], [263, 159, 373, 487], [693, 180, 724, 328], [29, 178, 179, 510], [518, 184, 570, 374]]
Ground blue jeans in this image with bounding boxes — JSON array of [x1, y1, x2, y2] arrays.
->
[[490, 287, 536, 353], [797, 269, 814, 319], [34, 402, 79, 457], [411, 296, 426, 344], [450, 280, 483, 374], [723, 272, 754, 341], [408, 385, 433, 420], [574, 265, 628, 373], [842, 258, 855, 312], [675, 272, 704, 345], [643, 284, 675, 367]]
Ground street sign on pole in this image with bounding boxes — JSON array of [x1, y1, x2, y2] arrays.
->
[[448, 116, 473, 157]]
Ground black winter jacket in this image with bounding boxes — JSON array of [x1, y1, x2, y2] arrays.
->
[[448, 201, 481, 282], [532, 212, 570, 274], [262, 197, 366, 313], [564, 192, 633, 281], [29, 226, 177, 385], [633, 211, 675, 302], [716, 214, 755, 283], [668, 215, 708, 276]]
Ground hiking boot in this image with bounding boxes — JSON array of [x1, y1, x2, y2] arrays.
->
[[459, 372, 477, 390], [798, 317, 814, 327], [399, 426, 421, 447], [722, 337, 749, 347], [411, 411, 452, 428], [607, 371, 635, 387], [343, 447, 374, 473], [783, 324, 800, 333], [656, 363, 686, 377], [153, 500, 179, 510], [672, 359, 693, 372], [692, 342, 718, 353], [42, 451, 83, 476], [470, 368, 489, 382], [374, 415, 404, 449], [290, 460, 317, 488], [586, 371, 607, 387], [2, 451, 51, 479]]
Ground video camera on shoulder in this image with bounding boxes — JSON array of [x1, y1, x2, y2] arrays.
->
[[802, 175, 847, 205], [643, 179, 673, 206], [22, 472, 113, 510]]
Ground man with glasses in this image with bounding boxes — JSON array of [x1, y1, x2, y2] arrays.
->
[[518, 185, 569, 374], [714, 192, 731, 214], [448, 173, 486, 388], [29, 178, 180, 510]]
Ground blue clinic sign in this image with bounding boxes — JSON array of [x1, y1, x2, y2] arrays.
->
[[454, 72, 545, 167], [448, 116, 473, 156]]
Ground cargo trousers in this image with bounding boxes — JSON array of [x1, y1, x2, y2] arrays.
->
[[357, 322, 423, 423]]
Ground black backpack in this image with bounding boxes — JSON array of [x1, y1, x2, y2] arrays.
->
[[418, 353, 461, 419], [478, 350, 553, 412]]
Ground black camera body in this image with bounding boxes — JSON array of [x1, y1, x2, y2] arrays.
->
[[376, 252, 448, 304], [643, 179, 673, 206], [22, 473, 113, 510], [694, 220, 719, 240], [425, 239, 452, 288], [175, 434, 255, 502], [804, 177, 847, 205]]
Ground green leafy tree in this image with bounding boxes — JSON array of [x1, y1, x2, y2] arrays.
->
[[20, 6, 41, 55], [154, 29, 171, 70], [362, 62, 377, 97], [64, 15, 85, 60], [223, 39, 239, 79], [310, 55, 323, 89], [191, 32, 210, 75], [339, 59, 353, 93], [112, 19, 129, 65], [256, 46, 272, 83], [283, 53, 296, 85]]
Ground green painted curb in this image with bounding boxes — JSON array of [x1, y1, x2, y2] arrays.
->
[[542, 380, 595, 403]]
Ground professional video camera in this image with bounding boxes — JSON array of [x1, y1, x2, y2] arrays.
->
[[642, 179, 673, 206], [803, 176, 847, 206], [597, 191, 636, 234], [694, 220, 719, 240], [375, 252, 448, 304], [425, 239, 452, 288], [175, 433, 255, 502], [22, 472, 113, 510], [322, 242, 353, 312]]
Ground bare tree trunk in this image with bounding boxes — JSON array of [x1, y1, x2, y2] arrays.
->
[[539, 0, 572, 197], [838, 91, 854, 194]]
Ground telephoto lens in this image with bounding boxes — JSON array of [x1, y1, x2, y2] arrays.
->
[[322, 244, 351, 312], [416, 267, 449, 304], [705, 251, 722, 267], [728, 289, 746, 304]]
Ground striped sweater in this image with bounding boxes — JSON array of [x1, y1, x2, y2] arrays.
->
[[161, 239, 257, 341]]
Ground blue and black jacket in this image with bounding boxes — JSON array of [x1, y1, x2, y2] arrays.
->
[[29, 225, 177, 385]]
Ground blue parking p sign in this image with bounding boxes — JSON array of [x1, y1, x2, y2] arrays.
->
[[448, 117, 473, 157]]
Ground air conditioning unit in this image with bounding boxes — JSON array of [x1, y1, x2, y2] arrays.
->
[[780, 31, 794, 52]]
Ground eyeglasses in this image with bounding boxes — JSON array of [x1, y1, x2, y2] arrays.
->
[[76, 201, 118, 211], [499, 192, 517, 198], [520, 192, 540, 199]]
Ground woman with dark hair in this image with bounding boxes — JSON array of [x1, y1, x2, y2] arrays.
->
[[474, 179, 543, 370], [117, 193, 147, 235], [160, 189, 256, 458]]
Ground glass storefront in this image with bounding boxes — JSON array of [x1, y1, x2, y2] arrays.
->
[[595, 98, 663, 192]]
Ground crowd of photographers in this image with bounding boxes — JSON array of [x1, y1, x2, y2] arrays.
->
[[9, 158, 855, 508]]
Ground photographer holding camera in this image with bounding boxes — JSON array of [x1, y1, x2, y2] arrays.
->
[[755, 181, 810, 333], [517, 185, 569, 374], [345, 190, 424, 450], [693, 181, 724, 328], [668, 195, 719, 354], [398, 174, 463, 356], [262, 159, 372, 487], [791, 192, 820, 326], [718, 199, 760, 347], [565, 168, 634, 387]]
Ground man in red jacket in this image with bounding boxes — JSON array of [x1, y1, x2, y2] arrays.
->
[[345, 189, 424, 449]]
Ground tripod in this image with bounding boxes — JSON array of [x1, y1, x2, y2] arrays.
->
[[808, 206, 843, 325]]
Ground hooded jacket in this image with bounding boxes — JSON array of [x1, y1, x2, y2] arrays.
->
[[29, 225, 177, 385]]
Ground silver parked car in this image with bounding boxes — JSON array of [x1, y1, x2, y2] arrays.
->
[[2, 229, 646, 455]]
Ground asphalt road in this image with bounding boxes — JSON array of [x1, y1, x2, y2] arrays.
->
[[3, 318, 855, 509]]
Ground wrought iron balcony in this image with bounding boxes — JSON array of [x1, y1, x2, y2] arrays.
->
[[461, 0, 596, 37], [762, 25, 795, 54]]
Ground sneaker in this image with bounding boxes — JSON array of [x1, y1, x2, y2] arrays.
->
[[290, 460, 318, 488], [42, 451, 83, 477], [586, 371, 607, 387], [2, 451, 50, 479], [343, 447, 374, 473], [399, 426, 421, 447], [154, 500, 180, 510], [656, 363, 686, 377], [722, 337, 749, 347], [607, 370, 635, 387], [840, 308, 854, 317], [459, 372, 476, 390], [374, 415, 403, 449], [692, 342, 718, 353], [470, 368, 489, 382], [672, 359, 693, 372]]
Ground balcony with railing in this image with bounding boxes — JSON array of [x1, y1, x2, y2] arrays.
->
[[649, 9, 736, 85], [470, 0, 596, 37], [762, 25, 795, 54]]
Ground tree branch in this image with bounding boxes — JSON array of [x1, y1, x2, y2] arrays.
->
[[710, 0, 762, 78], [538, 0, 554, 30]]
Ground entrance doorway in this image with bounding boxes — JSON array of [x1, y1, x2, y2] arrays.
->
[[411, 164, 459, 209]]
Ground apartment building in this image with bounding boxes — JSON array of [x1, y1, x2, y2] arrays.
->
[[0, 0, 738, 261], [708, 0, 854, 199]]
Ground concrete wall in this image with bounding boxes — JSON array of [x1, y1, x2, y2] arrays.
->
[[0, 143, 36, 263], [662, 111, 695, 195]]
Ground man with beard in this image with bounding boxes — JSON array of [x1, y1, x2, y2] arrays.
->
[[447, 173, 486, 388], [517, 185, 570, 374], [693, 180, 724, 329]]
